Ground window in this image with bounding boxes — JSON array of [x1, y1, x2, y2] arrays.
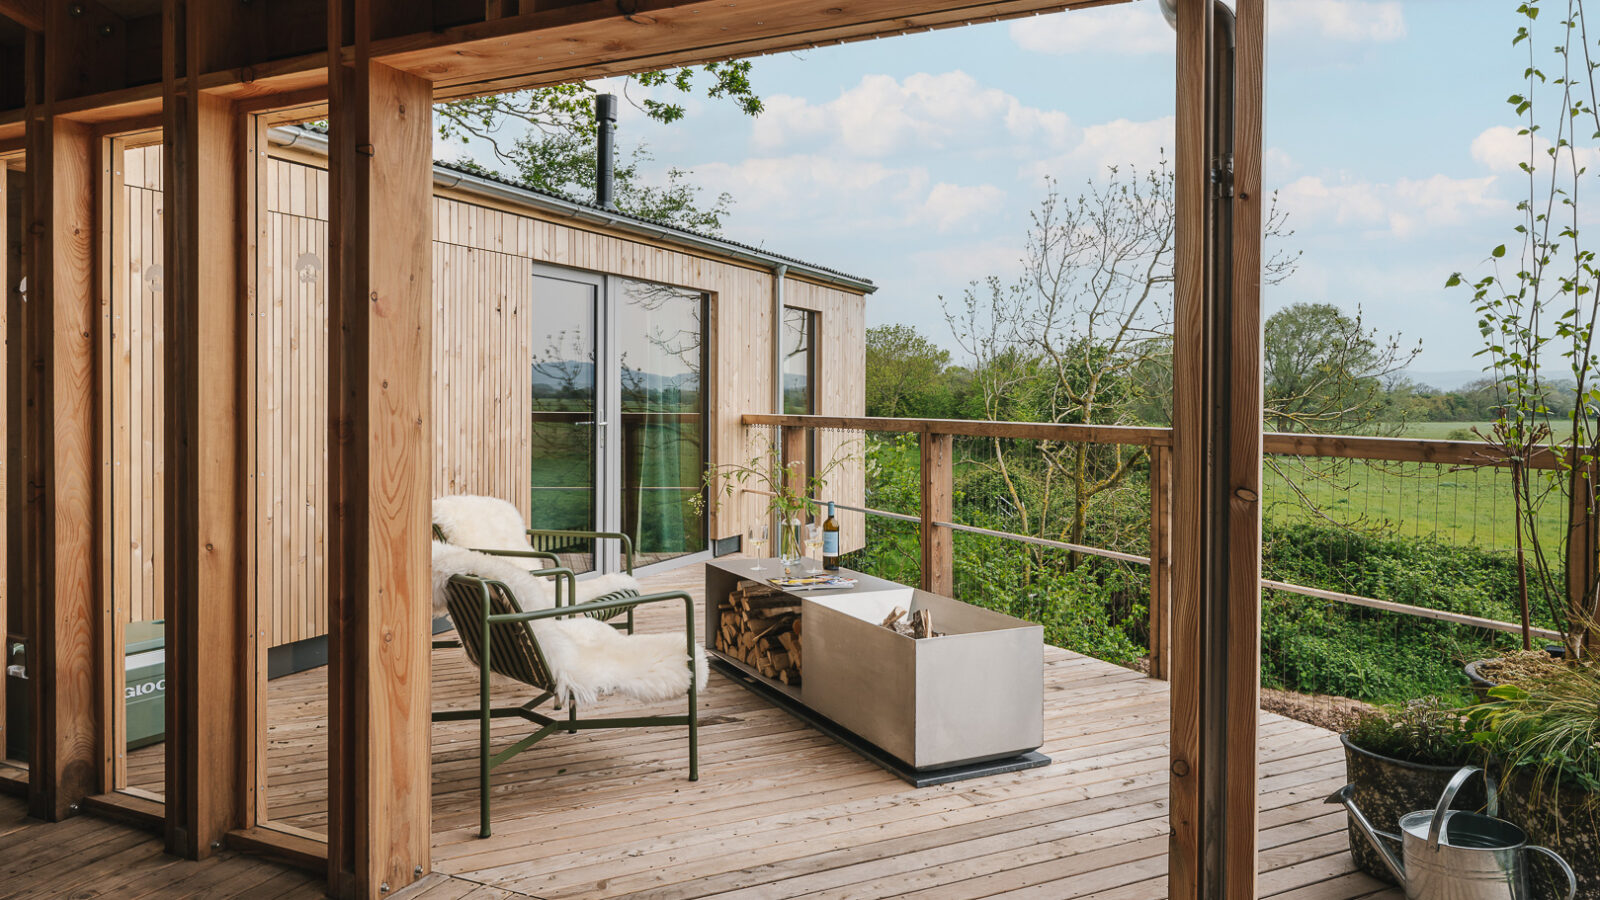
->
[[783, 307, 816, 415], [529, 267, 710, 572]]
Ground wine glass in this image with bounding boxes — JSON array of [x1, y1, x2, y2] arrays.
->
[[803, 524, 825, 575], [746, 524, 769, 571]]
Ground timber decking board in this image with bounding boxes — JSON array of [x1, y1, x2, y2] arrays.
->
[[113, 563, 1396, 899]]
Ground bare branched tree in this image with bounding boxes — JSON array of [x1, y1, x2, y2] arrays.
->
[[945, 160, 1298, 560]]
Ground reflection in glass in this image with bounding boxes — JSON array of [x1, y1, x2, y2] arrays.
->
[[530, 275, 599, 572], [617, 279, 708, 566], [783, 307, 815, 415]]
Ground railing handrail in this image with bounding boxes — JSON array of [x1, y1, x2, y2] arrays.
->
[[744, 412, 1578, 674], [741, 414, 1172, 447], [744, 413, 1578, 469]]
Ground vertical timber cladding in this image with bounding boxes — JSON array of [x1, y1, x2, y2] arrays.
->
[[102, 143, 872, 662], [1169, 0, 1265, 898], [109, 146, 167, 632]]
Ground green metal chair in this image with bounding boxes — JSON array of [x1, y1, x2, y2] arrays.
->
[[431, 571, 699, 838], [431, 521, 644, 633]]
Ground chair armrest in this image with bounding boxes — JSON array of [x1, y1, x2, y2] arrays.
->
[[463, 562, 575, 608], [487, 590, 697, 646], [526, 529, 636, 574], [468, 546, 562, 572]]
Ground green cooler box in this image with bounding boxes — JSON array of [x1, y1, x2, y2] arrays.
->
[[125, 620, 166, 749]]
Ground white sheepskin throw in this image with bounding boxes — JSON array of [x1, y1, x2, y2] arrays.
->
[[432, 494, 536, 555], [431, 541, 706, 706], [431, 493, 644, 603]]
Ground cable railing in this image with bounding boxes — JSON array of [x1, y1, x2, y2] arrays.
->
[[740, 413, 1583, 695]]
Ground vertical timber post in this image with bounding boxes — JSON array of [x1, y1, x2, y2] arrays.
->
[[781, 425, 807, 498], [920, 430, 953, 595], [326, 3, 435, 895], [1147, 442, 1172, 680], [25, 5, 103, 820], [162, 0, 252, 856], [1567, 459, 1598, 654], [1170, 0, 1264, 897], [27, 97, 101, 826]]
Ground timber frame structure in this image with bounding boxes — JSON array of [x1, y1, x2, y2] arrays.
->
[[0, 1, 1265, 898]]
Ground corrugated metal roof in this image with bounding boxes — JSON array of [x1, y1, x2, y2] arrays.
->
[[281, 124, 875, 291]]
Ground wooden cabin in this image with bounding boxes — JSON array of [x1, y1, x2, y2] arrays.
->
[[0, 2, 1267, 899], [67, 132, 870, 677]]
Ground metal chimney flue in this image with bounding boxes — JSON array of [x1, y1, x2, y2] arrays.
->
[[595, 93, 618, 210]]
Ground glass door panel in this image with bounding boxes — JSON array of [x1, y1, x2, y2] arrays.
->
[[530, 272, 600, 573], [616, 279, 707, 567]]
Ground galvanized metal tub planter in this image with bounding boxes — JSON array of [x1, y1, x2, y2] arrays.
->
[[1339, 733, 1488, 885], [705, 559, 1047, 785]]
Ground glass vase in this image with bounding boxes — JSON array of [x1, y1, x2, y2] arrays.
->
[[778, 517, 805, 570]]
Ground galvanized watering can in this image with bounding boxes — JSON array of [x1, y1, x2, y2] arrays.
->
[[1327, 766, 1577, 900]]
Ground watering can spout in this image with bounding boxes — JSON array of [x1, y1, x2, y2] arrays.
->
[[1326, 784, 1407, 887]]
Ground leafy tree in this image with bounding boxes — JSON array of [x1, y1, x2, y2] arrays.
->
[[436, 64, 761, 233], [864, 324, 953, 418], [1263, 302, 1420, 433]]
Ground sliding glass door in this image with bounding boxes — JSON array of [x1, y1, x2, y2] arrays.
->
[[530, 266, 708, 573], [528, 270, 601, 571]]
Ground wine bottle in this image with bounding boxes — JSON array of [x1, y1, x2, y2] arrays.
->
[[822, 500, 840, 570]]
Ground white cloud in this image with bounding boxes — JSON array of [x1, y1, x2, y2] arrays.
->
[[1471, 124, 1600, 175], [1272, 0, 1406, 42], [750, 71, 1075, 158], [1278, 172, 1502, 238], [1024, 116, 1174, 183], [1008, 0, 1403, 57], [921, 183, 1008, 233], [1008, 4, 1171, 56], [694, 155, 1006, 234]]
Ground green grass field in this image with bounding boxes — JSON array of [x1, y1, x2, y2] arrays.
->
[[1261, 455, 1566, 552], [1384, 420, 1499, 440]]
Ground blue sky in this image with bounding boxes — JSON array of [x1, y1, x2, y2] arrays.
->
[[448, 1, 1538, 387]]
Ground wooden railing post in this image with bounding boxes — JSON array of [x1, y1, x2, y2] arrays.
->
[[920, 430, 954, 595], [1567, 458, 1598, 655], [1147, 443, 1172, 680], [781, 425, 806, 499]]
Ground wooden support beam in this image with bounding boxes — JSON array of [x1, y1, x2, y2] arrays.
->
[[1147, 443, 1171, 681], [325, 4, 435, 892], [0, 0, 44, 33], [1169, 0, 1264, 896], [0, 157, 8, 759], [26, 111, 102, 823], [1225, 4, 1265, 895], [4, 31, 36, 791], [161, 0, 252, 856], [919, 431, 953, 596]]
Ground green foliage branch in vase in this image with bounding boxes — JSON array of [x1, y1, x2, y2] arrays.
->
[[693, 436, 862, 565]]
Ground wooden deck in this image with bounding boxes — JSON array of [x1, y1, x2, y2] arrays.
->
[[97, 563, 1399, 898]]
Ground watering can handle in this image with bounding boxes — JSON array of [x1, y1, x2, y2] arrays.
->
[[1426, 766, 1486, 851], [1526, 845, 1578, 900]]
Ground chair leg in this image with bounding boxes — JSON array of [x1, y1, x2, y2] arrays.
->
[[567, 700, 578, 735], [480, 660, 493, 838], [627, 606, 636, 634], [688, 674, 699, 782]]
